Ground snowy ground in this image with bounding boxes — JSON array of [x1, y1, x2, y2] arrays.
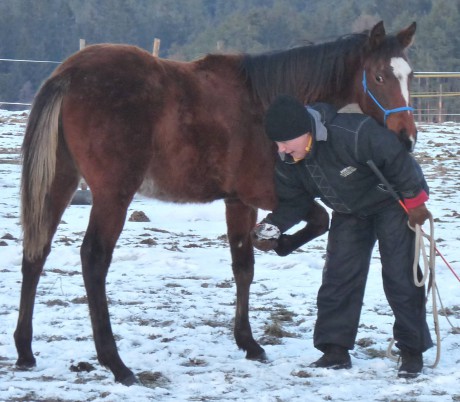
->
[[0, 110, 459, 401]]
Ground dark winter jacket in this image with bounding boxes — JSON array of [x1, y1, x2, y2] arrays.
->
[[266, 103, 428, 233]]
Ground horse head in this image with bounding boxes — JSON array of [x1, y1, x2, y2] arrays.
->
[[358, 21, 417, 151]]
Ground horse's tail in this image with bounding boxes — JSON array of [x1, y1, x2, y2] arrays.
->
[[21, 74, 70, 261]]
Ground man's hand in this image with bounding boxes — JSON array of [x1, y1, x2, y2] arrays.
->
[[407, 203, 430, 227], [251, 222, 281, 252]]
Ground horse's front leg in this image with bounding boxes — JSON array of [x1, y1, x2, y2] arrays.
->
[[274, 201, 329, 256], [225, 198, 266, 361]]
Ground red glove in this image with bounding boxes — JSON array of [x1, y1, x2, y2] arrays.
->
[[404, 190, 429, 226]]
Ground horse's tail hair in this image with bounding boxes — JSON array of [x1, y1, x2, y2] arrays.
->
[[21, 74, 70, 261]]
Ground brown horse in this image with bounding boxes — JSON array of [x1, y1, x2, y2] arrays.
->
[[15, 21, 417, 385]]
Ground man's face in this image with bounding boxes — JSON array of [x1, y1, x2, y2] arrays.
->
[[276, 133, 311, 162]]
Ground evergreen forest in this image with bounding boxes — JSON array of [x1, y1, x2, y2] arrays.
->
[[0, 0, 458, 119]]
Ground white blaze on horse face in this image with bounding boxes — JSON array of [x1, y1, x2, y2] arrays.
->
[[390, 57, 412, 106]]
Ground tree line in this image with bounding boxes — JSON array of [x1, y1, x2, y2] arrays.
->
[[0, 0, 458, 118]]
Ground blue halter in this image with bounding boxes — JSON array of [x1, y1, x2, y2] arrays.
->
[[361, 70, 414, 125]]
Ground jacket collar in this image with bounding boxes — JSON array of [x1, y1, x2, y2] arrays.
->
[[306, 107, 328, 141]]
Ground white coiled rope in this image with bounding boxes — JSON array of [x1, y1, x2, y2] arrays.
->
[[386, 212, 442, 368]]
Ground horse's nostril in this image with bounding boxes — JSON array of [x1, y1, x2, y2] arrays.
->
[[409, 137, 416, 152], [397, 129, 416, 152]]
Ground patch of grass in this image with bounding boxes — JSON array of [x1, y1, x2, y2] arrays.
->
[[45, 299, 69, 307], [291, 369, 313, 378], [356, 337, 375, 347], [263, 321, 298, 338], [216, 280, 233, 288], [364, 348, 387, 359], [71, 296, 87, 304], [138, 371, 171, 389], [270, 307, 297, 322]]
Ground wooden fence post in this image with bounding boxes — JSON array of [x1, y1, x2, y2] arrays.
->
[[153, 38, 160, 57], [438, 83, 443, 123], [73, 37, 90, 201]]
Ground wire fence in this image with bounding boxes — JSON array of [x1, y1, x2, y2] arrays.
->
[[0, 58, 61, 64], [1, 56, 459, 122]]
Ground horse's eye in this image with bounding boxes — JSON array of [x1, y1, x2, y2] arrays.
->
[[375, 75, 384, 83]]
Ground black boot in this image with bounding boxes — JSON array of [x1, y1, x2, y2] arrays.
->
[[398, 350, 423, 378], [309, 345, 352, 369]]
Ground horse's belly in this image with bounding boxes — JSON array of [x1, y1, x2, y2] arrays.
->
[[137, 175, 227, 204]]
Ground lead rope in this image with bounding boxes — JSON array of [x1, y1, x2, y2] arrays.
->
[[386, 212, 443, 368], [365, 161, 457, 368]]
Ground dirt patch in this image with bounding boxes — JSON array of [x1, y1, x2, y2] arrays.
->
[[129, 211, 150, 222]]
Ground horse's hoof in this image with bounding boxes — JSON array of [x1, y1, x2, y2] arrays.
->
[[15, 357, 36, 370], [246, 350, 269, 363], [119, 373, 139, 386]]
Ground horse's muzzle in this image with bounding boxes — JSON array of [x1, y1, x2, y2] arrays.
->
[[400, 129, 417, 152]]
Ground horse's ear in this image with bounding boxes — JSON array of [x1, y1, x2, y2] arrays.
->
[[368, 21, 386, 49], [397, 22, 417, 48]]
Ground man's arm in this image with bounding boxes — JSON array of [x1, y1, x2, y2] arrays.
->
[[251, 160, 316, 252], [264, 161, 315, 232], [360, 119, 430, 225]]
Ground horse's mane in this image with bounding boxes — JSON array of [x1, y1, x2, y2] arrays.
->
[[240, 32, 370, 107]]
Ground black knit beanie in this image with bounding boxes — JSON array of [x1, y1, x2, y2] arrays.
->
[[264, 95, 313, 142]]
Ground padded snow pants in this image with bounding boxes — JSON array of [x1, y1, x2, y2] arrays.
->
[[313, 203, 433, 353]]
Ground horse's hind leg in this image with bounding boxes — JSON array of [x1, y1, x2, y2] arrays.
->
[[15, 140, 80, 368], [225, 198, 266, 360], [15, 254, 47, 368], [80, 189, 138, 385]]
